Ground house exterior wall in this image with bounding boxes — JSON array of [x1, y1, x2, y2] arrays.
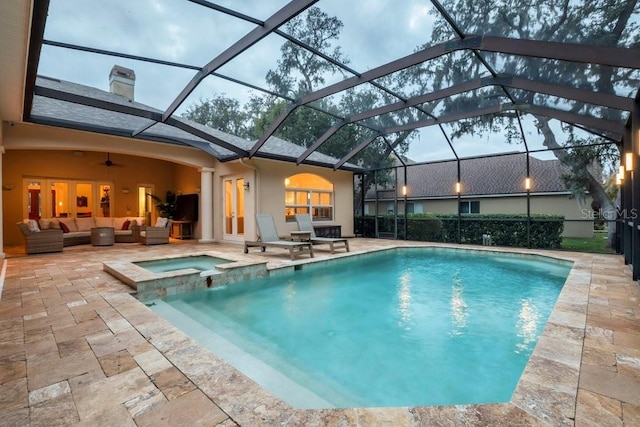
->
[[365, 193, 593, 238], [2, 122, 356, 251], [243, 159, 354, 241]]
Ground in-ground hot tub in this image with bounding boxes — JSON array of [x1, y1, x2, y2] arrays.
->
[[103, 253, 269, 300]]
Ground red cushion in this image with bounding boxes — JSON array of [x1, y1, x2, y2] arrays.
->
[[122, 220, 131, 231], [59, 222, 69, 233]]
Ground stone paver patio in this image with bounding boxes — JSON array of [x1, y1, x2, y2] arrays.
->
[[0, 238, 639, 426]]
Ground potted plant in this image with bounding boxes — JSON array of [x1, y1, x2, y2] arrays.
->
[[148, 191, 177, 218]]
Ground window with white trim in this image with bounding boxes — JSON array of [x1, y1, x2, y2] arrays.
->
[[285, 173, 334, 222]]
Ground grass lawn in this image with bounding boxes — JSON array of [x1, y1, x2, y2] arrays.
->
[[560, 233, 616, 254]]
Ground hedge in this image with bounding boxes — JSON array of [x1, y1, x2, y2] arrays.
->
[[354, 213, 564, 249]]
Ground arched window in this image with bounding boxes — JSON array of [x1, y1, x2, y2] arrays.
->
[[285, 173, 333, 222]]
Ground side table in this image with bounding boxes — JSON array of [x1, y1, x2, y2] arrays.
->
[[91, 227, 115, 246], [290, 231, 311, 242]]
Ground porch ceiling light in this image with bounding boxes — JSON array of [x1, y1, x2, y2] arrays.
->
[[626, 152, 634, 172]]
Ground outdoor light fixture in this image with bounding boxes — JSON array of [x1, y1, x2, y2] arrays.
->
[[525, 177, 532, 191], [402, 185, 407, 196], [455, 182, 461, 194], [626, 152, 634, 172], [619, 165, 625, 179], [243, 181, 250, 191]]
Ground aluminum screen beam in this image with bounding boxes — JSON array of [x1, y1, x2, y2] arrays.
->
[[334, 103, 623, 169], [251, 35, 640, 157], [334, 134, 381, 170], [160, 0, 317, 123], [298, 75, 632, 165], [384, 104, 624, 135]]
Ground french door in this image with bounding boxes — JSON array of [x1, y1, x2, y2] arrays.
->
[[223, 176, 245, 241]]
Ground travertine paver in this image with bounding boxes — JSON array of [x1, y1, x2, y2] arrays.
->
[[0, 240, 638, 425], [133, 389, 228, 426]]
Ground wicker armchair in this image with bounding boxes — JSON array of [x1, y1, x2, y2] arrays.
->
[[17, 222, 64, 254], [133, 219, 173, 245]]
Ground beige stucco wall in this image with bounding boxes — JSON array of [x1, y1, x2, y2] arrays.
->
[[216, 158, 354, 242], [367, 193, 593, 238]]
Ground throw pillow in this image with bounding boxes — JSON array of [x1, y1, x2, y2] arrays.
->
[[75, 217, 95, 232], [58, 217, 78, 232], [94, 217, 114, 228], [25, 219, 40, 232], [59, 222, 70, 233], [38, 218, 50, 230], [155, 217, 168, 228], [122, 220, 131, 230]]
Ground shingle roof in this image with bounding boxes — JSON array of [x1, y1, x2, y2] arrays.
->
[[31, 76, 357, 168], [367, 153, 573, 199]]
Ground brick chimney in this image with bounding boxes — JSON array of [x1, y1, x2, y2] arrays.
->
[[109, 65, 135, 101]]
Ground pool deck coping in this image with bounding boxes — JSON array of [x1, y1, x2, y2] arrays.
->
[[1, 238, 639, 426]]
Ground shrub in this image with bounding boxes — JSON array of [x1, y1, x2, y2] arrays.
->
[[354, 213, 564, 249]]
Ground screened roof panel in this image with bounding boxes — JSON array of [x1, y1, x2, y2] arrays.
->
[[25, 0, 640, 170], [283, 0, 448, 72], [44, 0, 258, 66], [446, 0, 639, 47]]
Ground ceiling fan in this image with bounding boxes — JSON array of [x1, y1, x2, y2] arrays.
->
[[97, 153, 125, 167]]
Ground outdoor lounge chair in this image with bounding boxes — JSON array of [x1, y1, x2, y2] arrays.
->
[[244, 214, 314, 260], [295, 213, 349, 254]]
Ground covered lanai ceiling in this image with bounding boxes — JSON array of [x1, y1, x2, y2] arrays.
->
[[6, 0, 640, 171]]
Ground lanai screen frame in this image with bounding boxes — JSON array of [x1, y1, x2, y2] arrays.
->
[[20, 0, 640, 275]]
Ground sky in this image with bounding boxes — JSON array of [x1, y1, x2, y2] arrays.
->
[[37, 0, 631, 165]]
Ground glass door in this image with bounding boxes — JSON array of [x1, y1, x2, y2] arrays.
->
[[223, 176, 245, 241]]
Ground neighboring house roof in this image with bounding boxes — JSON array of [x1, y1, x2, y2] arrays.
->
[[366, 154, 576, 199], [31, 76, 358, 169]]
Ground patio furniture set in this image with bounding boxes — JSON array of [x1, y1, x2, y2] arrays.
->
[[18, 216, 173, 254]]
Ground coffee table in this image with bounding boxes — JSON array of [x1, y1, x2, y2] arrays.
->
[[91, 227, 115, 246]]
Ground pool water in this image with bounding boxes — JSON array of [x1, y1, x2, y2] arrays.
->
[[149, 248, 570, 408], [134, 255, 230, 273]]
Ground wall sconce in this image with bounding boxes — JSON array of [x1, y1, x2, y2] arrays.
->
[[626, 152, 634, 172], [121, 187, 130, 194], [243, 181, 250, 191], [58, 201, 63, 207], [455, 182, 462, 194], [525, 177, 532, 191], [284, 178, 291, 186], [401, 185, 407, 196]]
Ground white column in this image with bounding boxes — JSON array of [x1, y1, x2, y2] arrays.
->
[[199, 167, 215, 243]]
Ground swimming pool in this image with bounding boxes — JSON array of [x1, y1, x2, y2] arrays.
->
[[148, 247, 571, 408]]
